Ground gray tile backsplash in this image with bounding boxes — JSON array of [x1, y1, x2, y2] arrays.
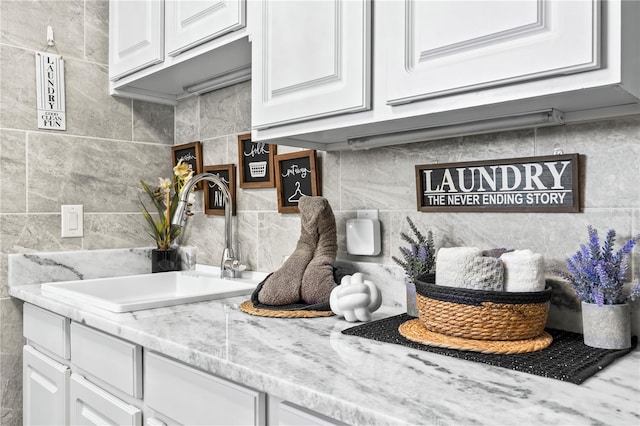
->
[[175, 82, 640, 340]]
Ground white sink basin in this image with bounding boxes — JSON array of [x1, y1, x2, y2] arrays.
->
[[41, 270, 261, 313]]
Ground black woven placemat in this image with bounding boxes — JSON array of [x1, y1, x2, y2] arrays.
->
[[342, 314, 637, 384]]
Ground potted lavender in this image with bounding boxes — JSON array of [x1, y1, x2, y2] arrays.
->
[[392, 217, 435, 317], [557, 226, 640, 349]]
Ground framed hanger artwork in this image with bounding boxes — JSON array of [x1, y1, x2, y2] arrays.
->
[[275, 150, 320, 213]]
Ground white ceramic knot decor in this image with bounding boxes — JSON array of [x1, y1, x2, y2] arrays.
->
[[330, 273, 382, 322]]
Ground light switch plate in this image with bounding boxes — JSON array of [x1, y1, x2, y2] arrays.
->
[[61, 205, 83, 238]]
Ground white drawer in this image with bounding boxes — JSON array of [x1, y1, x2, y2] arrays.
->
[[278, 402, 346, 426], [70, 374, 142, 426], [145, 351, 265, 425], [23, 303, 70, 359], [70, 323, 142, 398]]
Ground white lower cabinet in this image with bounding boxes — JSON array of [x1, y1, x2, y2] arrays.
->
[[23, 303, 342, 426], [145, 351, 265, 425], [69, 374, 142, 426], [23, 345, 70, 425]]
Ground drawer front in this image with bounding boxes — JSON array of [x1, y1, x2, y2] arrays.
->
[[70, 374, 142, 426], [23, 303, 70, 359], [145, 351, 265, 425], [70, 323, 142, 398], [278, 402, 345, 426]]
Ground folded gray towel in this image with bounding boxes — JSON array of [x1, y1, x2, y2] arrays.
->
[[257, 196, 337, 306]]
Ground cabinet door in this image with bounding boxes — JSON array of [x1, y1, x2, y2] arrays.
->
[[385, 0, 600, 105], [23, 345, 70, 426], [69, 375, 142, 426], [252, 0, 371, 129], [109, 0, 164, 81], [165, 0, 245, 56]]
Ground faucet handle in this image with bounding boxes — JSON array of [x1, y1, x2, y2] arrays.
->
[[231, 259, 247, 272]]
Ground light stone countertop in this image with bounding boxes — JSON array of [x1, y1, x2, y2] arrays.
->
[[10, 282, 640, 426]]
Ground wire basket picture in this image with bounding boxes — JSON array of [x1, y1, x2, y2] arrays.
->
[[248, 161, 267, 178]]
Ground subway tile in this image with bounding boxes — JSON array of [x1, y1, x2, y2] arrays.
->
[[536, 116, 640, 208], [199, 81, 251, 140], [0, 214, 83, 253], [83, 213, 155, 250], [0, 255, 7, 298], [175, 96, 200, 144], [85, 0, 109, 64], [0, 130, 26, 213], [27, 133, 172, 213], [236, 212, 258, 271], [0, 353, 22, 417], [0, 45, 36, 130], [257, 212, 301, 271], [0, 298, 23, 354], [0, 0, 84, 59], [65, 58, 133, 140], [176, 212, 229, 266], [133, 100, 174, 145]]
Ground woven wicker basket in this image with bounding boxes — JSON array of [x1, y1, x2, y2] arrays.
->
[[415, 276, 552, 341]]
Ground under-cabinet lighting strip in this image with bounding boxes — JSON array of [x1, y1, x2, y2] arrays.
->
[[184, 65, 252, 96], [346, 109, 565, 150]]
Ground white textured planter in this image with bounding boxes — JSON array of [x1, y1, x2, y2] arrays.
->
[[406, 280, 418, 317], [581, 301, 631, 349]]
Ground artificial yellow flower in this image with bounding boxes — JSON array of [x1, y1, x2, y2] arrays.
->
[[173, 159, 194, 181], [158, 177, 172, 193]]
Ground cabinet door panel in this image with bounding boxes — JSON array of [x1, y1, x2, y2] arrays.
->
[[252, 0, 371, 129], [23, 345, 70, 426], [145, 351, 265, 425], [386, 0, 600, 105], [109, 0, 164, 81], [166, 0, 245, 56], [69, 375, 141, 426]]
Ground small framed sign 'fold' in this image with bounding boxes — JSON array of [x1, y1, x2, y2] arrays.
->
[[415, 154, 580, 213]]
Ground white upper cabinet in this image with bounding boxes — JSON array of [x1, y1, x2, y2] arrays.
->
[[166, 0, 246, 57], [250, 0, 640, 151], [109, 0, 164, 82], [251, 0, 371, 129], [109, 0, 250, 105], [386, 0, 600, 105]]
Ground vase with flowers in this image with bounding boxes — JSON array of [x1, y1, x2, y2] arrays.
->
[[392, 217, 435, 316], [140, 159, 194, 273], [557, 225, 640, 349]]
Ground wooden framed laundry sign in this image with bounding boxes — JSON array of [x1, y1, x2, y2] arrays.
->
[[36, 52, 66, 130], [415, 154, 580, 213]]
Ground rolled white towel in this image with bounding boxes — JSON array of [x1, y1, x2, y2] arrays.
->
[[500, 249, 545, 292], [436, 247, 480, 288]]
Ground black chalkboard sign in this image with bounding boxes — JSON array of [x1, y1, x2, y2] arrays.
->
[[415, 153, 580, 213], [171, 141, 203, 190], [237, 134, 277, 188], [275, 150, 319, 214], [203, 164, 236, 216]]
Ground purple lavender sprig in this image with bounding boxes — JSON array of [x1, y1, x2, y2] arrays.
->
[[557, 226, 640, 306], [392, 217, 435, 283]]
